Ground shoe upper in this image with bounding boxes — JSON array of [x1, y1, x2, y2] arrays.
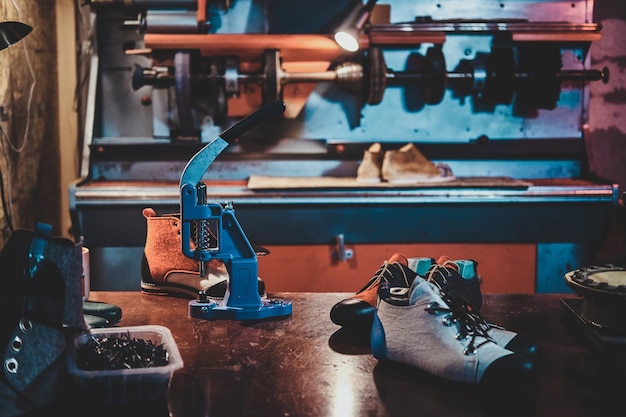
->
[[332, 252, 540, 365], [421, 257, 483, 312], [330, 256, 417, 328], [372, 276, 514, 384], [375, 261, 418, 305], [356, 142, 383, 183], [381, 143, 441, 183], [419, 257, 540, 360]]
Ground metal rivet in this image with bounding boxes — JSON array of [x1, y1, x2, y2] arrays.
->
[[10, 336, 22, 352], [442, 314, 455, 326], [463, 347, 477, 356], [19, 319, 32, 332], [5, 358, 18, 374]]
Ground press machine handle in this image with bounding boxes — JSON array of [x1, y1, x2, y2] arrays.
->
[[220, 99, 286, 143], [179, 100, 285, 187]]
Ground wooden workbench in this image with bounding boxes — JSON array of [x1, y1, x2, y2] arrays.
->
[[46, 292, 625, 417]]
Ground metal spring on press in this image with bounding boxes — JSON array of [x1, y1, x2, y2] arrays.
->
[[194, 219, 211, 251], [194, 182, 209, 277]]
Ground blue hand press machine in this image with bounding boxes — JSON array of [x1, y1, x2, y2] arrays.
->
[[180, 100, 292, 320]]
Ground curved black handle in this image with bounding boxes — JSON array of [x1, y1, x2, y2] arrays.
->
[[221, 100, 286, 143]]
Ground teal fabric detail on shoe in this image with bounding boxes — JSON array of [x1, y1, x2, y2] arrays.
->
[[456, 260, 476, 279], [408, 257, 433, 277]]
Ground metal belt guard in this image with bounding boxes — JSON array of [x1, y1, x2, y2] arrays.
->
[[180, 100, 292, 320]]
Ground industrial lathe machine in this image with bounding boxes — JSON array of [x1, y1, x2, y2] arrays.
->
[[70, 0, 618, 294]]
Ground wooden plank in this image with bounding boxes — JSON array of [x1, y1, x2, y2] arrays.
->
[[247, 175, 532, 190]]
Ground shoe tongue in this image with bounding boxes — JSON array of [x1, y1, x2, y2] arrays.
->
[[378, 262, 418, 305], [409, 276, 444, 305]]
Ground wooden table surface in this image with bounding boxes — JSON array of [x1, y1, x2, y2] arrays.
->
[[50, 292, 625, 417]]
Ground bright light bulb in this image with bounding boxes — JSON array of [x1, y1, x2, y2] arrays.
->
[[334, 30, 360, 52]]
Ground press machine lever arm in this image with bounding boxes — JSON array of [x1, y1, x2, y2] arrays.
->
[[179, 99, 286, 187]]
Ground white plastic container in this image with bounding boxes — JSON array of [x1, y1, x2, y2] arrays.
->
[[67, 325, 184, 405]]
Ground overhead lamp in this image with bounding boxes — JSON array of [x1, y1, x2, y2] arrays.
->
[[334, 0, 377, 52], [0, 21, 33, 51]]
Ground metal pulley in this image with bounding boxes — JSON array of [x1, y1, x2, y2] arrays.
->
[[423, 45, 447, 105], [132, 44, 610, 127], [370, 44, 607, 109], [449, 43, 608, 111], [262, 50, 283, 105], [514, 43, 565, 110], [363, 47, 387, 105]]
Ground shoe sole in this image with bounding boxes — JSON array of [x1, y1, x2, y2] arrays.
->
[[356, 178, 382, 183], [141, 280, 222, 299], [83, 300, 122, 323], [141, 280, 268, 300], [386, 175, 456, 184]]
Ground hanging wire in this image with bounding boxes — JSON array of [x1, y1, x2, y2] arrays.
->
[[0, 0, 38, 232], [5, 0, 36, 153], [0, 128, 14, 232]]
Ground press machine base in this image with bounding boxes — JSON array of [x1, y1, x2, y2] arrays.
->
[[189, 297, 293, 321], [184, 200, 292, 321]]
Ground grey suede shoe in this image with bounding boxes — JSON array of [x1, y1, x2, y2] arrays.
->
[[371, 276, 536, 385], [415, 256, 540, 361], [0, 223, 87, 417]]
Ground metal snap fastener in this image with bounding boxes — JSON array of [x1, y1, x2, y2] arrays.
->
[[10, 335, 22, 352], [19, 319, 32, 332], [5, 358, 18, 374]]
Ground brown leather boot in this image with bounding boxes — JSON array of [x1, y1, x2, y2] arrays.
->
[[381, 143, 455, 184], [0, 223, 87, 417], [356, 142, 383, 183], [141, 208, 266, 299]]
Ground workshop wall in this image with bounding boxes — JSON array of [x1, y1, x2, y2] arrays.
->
[[589, 0, 626, 264], [0, 0, 62, 244], [0, 0, 623, 269]]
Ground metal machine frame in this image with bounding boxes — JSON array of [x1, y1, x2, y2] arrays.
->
[[70, 0, 619, 295]]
